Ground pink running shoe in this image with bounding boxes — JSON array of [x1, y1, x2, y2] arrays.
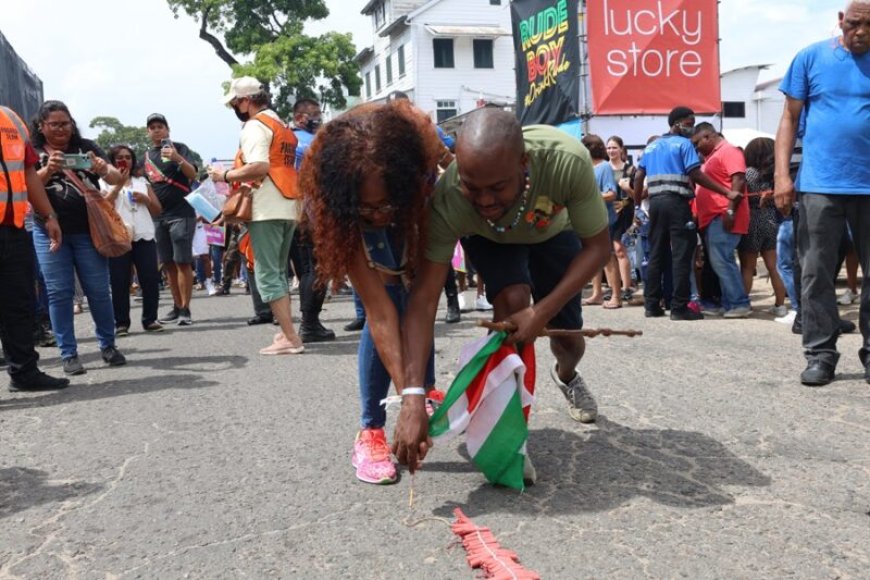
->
[[352, 428, 397, 484]]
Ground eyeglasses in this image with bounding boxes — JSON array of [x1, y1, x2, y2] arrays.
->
[[358, 203, 397, 217], [44, 121, 71, 130]]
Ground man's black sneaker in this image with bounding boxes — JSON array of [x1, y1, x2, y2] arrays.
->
[[177, 308, 193, 326], [9, 370, 70, 392], [62, 356, 86, 375], [644, 308, 665, 318], [670, 308, 704, 321], [301, 323, 336, 343], [800, 359, 836, 386], [144, 322, 164, 332], [344, 318, 366, 332], [101, 346, 127, 367], [445, 304, 461, 324], [247, 315, 273, 326], [792, 314, 802, 335], [159, 307, 180, 323], [115, 326, 129, 337]]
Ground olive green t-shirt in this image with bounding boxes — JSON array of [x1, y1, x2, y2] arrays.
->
[[425, 125, 609, 263]]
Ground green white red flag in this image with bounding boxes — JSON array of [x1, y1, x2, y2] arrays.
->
[[429, 332, 535, 490]]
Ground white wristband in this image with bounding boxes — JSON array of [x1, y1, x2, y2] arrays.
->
[[401, 387, 426, 397]]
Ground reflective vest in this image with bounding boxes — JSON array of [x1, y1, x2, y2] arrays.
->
[[233, 111, 299, 200], [0, 106, 30, 228]]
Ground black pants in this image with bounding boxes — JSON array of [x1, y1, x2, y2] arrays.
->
[[222, 227, 242, 291], [109, 239, 160, 328], [645, 194, 696, 312], [0, 226, 40, 378], [289, 228, 328, 327]]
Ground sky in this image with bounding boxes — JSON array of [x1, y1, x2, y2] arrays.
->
[[1, 0, 848, 160]]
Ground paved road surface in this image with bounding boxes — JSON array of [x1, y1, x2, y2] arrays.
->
[[1, 282, 868, 578]]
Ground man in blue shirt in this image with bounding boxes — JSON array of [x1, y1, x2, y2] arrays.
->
[[291, 98, 335, 343], [774, 1, 870, 386], [632, 107, 735, 321]]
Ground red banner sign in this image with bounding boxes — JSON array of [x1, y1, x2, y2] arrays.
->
[[586, 0, 721, 115]]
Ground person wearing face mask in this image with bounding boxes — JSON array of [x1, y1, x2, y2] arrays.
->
[[288, 98, 335, 343], [631, 106, 735, 321], [210, 77, 304, 355]]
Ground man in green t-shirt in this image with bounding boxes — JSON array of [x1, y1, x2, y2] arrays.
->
[[394, 108, 611, 474]]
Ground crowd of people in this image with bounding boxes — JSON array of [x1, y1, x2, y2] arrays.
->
[[0, 2, 866, 486]]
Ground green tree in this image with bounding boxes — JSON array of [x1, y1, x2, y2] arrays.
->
[[167, 0, 361, 118], [89, 116, 204, 169]]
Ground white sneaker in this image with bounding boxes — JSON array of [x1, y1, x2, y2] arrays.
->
[[475, 295, 493, 311], [457, 293, 468, 312], [723, 305, 752, 319], [775, 310, 797, 324], [205, 279, 217, 296], [770, 304, 788, 318], [838, 288, 857, 305]]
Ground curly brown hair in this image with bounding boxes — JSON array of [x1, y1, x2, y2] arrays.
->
[[299, 100, 444, 288]]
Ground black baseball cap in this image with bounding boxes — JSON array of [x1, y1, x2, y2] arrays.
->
[[146, 113, 168, 127]]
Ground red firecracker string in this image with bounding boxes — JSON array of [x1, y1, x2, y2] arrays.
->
[[451, 508, 541, 580]]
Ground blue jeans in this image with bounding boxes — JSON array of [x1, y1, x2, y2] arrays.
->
[[776, 218, 798, 310], [705, 217, 751, 310], [358, 284, 435, 429], [33, 227, 116, 359]]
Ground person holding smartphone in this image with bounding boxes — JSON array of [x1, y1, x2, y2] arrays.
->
[[142, 113, 199, 327], [102, 145, 163, 335], [30, 100, 127, 376]]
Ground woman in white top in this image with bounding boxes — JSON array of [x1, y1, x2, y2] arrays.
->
[[102, 145, 163, 334]]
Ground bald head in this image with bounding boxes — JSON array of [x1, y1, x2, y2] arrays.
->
[[456, 108, 524, 161]]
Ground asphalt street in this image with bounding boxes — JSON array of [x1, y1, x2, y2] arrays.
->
[[1, 280, 868, 579]]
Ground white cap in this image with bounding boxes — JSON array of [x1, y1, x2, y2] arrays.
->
[[222, 76, 266, 106]]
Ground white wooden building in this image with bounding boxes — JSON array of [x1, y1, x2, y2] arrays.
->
[[355, 0, 515, 122]]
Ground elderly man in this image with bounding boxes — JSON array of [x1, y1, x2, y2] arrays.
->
[[210, 77, 304, 355], [774, 1, 870, 386], [393, 108, 611, 473]]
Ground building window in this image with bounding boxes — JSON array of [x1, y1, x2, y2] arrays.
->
[[373, 2, 386, 29], [490, 0, 501, 4], [375, 65, 381, 93], [397, 45, 406, 77], [723, 101, 746, 118], [473, 39, 494, 68], [386, 54, 393, 85], [365, 72, 371, 98], [436, 100, 457, 123], [433, 38, 455, 68]]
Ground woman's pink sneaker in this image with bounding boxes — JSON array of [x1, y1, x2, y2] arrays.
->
[[351, 428, 397, 484]]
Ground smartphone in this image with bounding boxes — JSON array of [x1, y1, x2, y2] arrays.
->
[[160, 138, 172, 148], [63, 153, 92, 171]]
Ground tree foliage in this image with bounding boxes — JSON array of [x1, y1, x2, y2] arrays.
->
[[167, 0, 361, 117], [89, 117, 203, 169]]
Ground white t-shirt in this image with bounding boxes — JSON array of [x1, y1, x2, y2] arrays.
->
[[101, 176, 156, 242], [240, 110, 297, 222]]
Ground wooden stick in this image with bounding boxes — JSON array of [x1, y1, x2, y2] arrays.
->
[[478, 320, 643, 338]]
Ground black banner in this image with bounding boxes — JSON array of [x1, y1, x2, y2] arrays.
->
[[0, 31, 44, 122], [511, 0, 580, 126]]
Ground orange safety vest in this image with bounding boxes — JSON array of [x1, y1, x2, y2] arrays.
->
[[0, 106, 31, 228], [233, 111, 299, 200]]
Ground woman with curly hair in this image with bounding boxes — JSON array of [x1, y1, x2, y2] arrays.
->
[[299, 100, 443, 484]]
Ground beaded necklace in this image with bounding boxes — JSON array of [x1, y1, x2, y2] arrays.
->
[[484, 173, 531, 234]]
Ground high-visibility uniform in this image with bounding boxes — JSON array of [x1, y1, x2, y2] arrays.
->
[[232, 111, 299, 200], [0, 105, 31, 228]]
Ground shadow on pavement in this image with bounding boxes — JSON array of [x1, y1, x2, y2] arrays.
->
[[0, 373, 221, 411], [120, 354, 248, 373], [0, 467, 104, 519], [432, 416, 771, 518]]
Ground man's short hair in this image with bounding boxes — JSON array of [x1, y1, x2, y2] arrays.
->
[[667, 106, 695, 127], [693, 122, 717, 135], [293, 98, 321, 114]]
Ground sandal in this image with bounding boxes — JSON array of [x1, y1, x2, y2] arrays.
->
[[602, 301, 622, 309], [582, 297, 604, 306]]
